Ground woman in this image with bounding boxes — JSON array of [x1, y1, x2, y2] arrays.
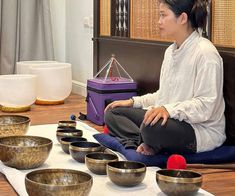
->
[[104, 0, 226, 155]]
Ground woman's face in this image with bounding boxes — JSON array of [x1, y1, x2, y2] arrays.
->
[[158, 3, 181, 38]]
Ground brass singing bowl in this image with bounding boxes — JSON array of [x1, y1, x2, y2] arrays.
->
[[60, 137, 87, 154], [25, 169, 93, 196], [85, 152, 119, 175], [58, 120, 76, 128], [0, 136, 52, 169], [69, 141, 102, 163], [0, 115, 30, 137], [56, 128, 83, 143], [107, 161, 146, 186], [156, 169, 202, 196]]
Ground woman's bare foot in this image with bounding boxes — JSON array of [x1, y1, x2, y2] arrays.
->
[[136, 143, 155, 155]]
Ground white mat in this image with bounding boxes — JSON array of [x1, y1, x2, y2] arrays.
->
[[0, 122, 213, 196]]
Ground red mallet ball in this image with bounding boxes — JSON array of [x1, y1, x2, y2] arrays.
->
[[167, 154, 187, 170], [103, 125, 109, 134]]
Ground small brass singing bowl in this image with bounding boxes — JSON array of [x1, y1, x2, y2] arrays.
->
[[0, 115, 30, 137], [60, 137, 87, 154], [156, 169, 202, 196], [69, 141, 102, 163], [0, 135, 52, 169], [58, 120, 77, 128], [107, 161, 146, 187], [56, 128, 83, 143], [25, 169, 93, 196], [85, 152, 119, 175]]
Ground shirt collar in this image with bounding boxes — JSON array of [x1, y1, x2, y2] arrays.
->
[[172, 31, 200, 54]]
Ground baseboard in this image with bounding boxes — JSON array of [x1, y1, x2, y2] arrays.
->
[[72, 80, 87, 96]]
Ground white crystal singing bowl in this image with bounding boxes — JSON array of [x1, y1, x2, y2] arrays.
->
[[0, 75, 37, 112], [29, 63, 72, 105], [16, 61, 57, 74]]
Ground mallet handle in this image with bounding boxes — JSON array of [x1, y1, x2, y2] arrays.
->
[[187, 163, 235, 170]]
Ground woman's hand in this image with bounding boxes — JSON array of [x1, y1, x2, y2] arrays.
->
[[104, 99, 133, 112], [143, 106, 169, 126]]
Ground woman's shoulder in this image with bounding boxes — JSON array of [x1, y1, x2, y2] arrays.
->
[[197, 37, 220, 56], [195, 37, 222, 62]]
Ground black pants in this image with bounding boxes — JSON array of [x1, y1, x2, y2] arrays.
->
[[104, 107, 197, 154]]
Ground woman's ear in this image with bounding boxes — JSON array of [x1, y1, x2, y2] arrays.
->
[[178, 12, 188, 25]]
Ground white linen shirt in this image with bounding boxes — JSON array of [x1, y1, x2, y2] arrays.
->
[[132, 31, 226, 152]]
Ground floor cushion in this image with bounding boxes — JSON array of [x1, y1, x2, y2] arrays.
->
[[94, 133, 235, 167]]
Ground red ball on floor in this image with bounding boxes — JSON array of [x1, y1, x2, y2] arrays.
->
[[167, 154, 187, 170]]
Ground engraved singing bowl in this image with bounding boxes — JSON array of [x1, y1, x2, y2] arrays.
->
[[56, 128, 83, 143], [156, 169, 202, 196], [25, 169, 93, 196], [60, 137, 87, 154], [69, 141, 102, 163], [0, 115, 30, 137], [85, 152, 119, 175], [58, 120, 76, 128], [0, 136, 52, 169], [107, 161, 146, 186]]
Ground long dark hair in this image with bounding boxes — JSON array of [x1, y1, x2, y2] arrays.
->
[[159, 0, 209, 29]]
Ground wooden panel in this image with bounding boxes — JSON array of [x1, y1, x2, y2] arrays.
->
[[212, 0, 235, 48], [130, 0, 171, 41], [100, 0, 111, 36]]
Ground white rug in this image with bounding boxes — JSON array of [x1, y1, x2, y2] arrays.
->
[[0, 122, 213, 196]]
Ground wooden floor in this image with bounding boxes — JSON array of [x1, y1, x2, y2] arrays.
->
[[0, 94, 235, 195]]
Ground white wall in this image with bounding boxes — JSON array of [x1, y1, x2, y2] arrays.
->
[[66, 0, 93, 96]]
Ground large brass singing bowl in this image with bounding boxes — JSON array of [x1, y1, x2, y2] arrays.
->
[[107, 161, 146, 186], [0, 136, 52, 169], [156, 169, 202, 196], [85, 152, 119, 175], [0, 115, 30, 137], [25, 169, 93, 196]]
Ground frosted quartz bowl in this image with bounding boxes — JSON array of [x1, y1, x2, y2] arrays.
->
[[29, 63, 72, 105], [0, 75, 37, 112], [16, 61, 57, 74]]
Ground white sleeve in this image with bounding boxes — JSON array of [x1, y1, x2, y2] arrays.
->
[[132, 91, 160, 108], [163, 56, 223, 123]]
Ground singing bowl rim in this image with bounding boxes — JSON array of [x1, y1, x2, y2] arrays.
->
[[107, 161, 146, 173], [56, 129, 83, 136], [69, 141, 102, 152], [60, 137, 87, 145], [85, 152, 119, 164], [57, 126, 76, 130], [0, 115, 30, 126], [0, 135, 52, 148], [156, 169, 202, 184], [58, 120, 76, 125], [25, 168, 93, 187]]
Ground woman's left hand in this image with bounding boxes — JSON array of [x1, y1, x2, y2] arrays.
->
[[143, 106, 170, 126]]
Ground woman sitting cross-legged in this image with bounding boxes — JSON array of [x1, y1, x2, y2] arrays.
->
[[104, 0, 226, 156]]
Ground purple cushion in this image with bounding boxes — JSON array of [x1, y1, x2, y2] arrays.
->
[[94, 133, 235, 167]]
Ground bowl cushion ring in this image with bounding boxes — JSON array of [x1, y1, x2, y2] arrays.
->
[[93, 133, 235, 167]]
